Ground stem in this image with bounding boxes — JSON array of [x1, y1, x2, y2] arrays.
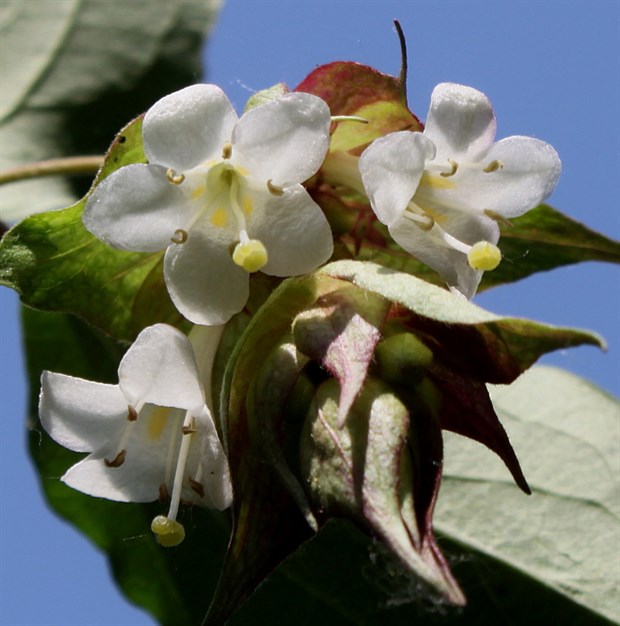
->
[[0, 155, 104, 186]]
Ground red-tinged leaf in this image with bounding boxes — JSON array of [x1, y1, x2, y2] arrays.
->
[[301, 377, 465, 605], [429, 362, 530, 494], [293, 285, 391, 427], [296, 61, 421, 155]]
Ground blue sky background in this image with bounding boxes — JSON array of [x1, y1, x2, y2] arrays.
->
[[1, 1, 618, 624]]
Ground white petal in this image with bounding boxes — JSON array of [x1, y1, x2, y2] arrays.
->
[[39, 372, 126, 453], [424, 83, 497, 160], [232, 92, 331, 186], [83, 164, 191, 252], [415, 136, 561, 219], [250, 185, 333, 276], [61, 405, 175, 503], [359, 131, 435, 226], [389, 210, 499, 299], [62, 452, 160, 502], [451, 136, 561, 218], [143, 84, 238, 172], [164, 224, 249, 325], [118, 324, 205, 413]]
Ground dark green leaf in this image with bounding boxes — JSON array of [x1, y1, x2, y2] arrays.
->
[[481, 203, 620, 288]]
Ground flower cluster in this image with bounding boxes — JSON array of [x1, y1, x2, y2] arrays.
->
[[40, 78, 560, 554]]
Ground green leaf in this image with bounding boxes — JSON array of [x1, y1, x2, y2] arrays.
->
[[481, 203, 620, 288], [21, 306, 230, 626], [0, 116, 184, 341], [437, 365, 620, 624], [226, 517, 614, 626], [0, 0, 222, 221]]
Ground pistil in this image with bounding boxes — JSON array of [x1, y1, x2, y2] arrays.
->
[[151, 408, 196, 547]]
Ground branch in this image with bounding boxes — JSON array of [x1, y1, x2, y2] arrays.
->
[[0, 156, 104, 186]]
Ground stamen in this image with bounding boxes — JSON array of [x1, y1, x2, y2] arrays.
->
[[104, 449, 126, 468], [159, 483, 170, 502], [103, 403, 141, 469], [156, 409, 195, 548], [164, 411, 182, 487], [222, 142, 232, 159], [166, 168, 185, 185], [171, 229, 188, 244], [430, 222, 473, 256], [440, 159, 459, 177], [267, 179, 284, 196], [484, 209, 513, 228], [189, 477, 205, 498], [330, 115, 369, 124], [151, 515, 185, 547], [483, 160, 503, 173], [467, 241, 502, 271], [402, 209, 434, 231]]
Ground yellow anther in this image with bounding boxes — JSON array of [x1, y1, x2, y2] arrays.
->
[[440, 159, 459, 177], [222, 142, 233, 159], [467, 241, 502, 271], [166, 168, 185, 185], [171, 229, 188, 244], [267, 179, 284, 196], [151, 515, 185, 547], [232, 239, 268, 273], [483, 160, 503, 173]]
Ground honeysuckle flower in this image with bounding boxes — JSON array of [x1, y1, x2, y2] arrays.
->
[[39, 323, 232, 547], [83, 84, 334, 325], [359, 82, 562, 298]]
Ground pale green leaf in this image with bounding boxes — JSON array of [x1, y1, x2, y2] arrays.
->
[[437, 365, 620, 623]]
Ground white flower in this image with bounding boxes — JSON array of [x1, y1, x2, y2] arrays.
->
[[39, 323, 232, 547], [83, 84, 334, 325], [359, 82, 562, 298]]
